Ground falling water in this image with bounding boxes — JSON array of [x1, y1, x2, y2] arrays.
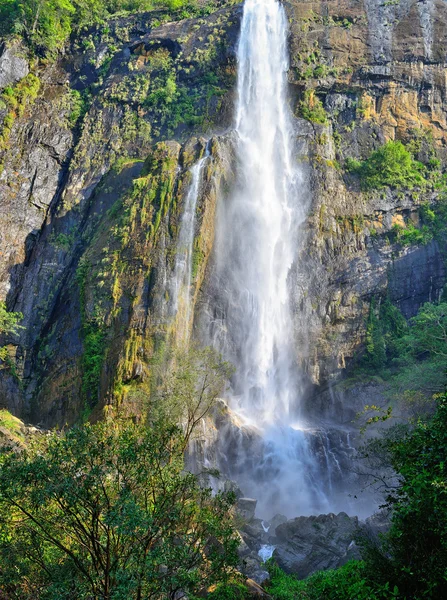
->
[[206, 0, 332, 516], [214, 0, 303, 424], [171, 149, 210, 342]]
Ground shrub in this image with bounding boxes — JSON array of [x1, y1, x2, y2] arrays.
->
[[298, 90, 327, 124], [266, 560, 399, 600], [348, 141, 426, 190], [361, 394, 447, 599]]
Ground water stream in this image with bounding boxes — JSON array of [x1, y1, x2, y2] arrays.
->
[[171, 147, 210, 342], [178, 0, 370, 519]]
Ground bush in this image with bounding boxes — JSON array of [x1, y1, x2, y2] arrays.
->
[[0, 0, 203, 55], [391, 222, 433, 246], [0, 301, 23, 361], [298, 90, 327, 124], [347, 141, 426, 190], [361, 394, 447, 599], [266, 560, 399, 600]]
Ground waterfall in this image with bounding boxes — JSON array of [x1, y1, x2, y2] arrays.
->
[[213, 0, 303, 425], [201, 0, 333, 516], [171, 147, 210, 343]]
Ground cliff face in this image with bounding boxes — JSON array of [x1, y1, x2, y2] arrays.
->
[[0, 0, 446, 426], [283, 0, 447, 392]]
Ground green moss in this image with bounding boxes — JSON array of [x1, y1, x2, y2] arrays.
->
[[68, 89, 90, 127], [76, 257, 107, 407], [0, 410, 22, 435]]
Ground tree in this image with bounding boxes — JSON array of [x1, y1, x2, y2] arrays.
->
[[0, 0, 198, 54], [361, 393, 447, 598], [149, 344, 233, 451], [0, 419, 239, 599]]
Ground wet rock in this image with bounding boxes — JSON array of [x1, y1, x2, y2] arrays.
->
[[364, 509, 391, 539], [274, 512, 360, 578], [237, 498, 257, 522], [269, 514, 288, 535], [237, 532, 251, 558], [245, 577, 272, 597]]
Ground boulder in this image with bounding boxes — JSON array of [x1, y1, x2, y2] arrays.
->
[[245, 578, 272, 597], [237, 497, 257, 522], [269, 513, 288, 536], [0, 42, 29, 90], [274, 512, 360, 578]]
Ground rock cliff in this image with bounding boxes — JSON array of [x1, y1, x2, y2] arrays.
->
[[0, 0, 446, 431]]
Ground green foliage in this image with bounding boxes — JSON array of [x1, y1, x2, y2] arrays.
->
[[0, 73, 41, 152], [76, 257, 107, 405], [391, 222, 433, 246], [0, 301, 23, 362], [347, 141, 426, 190], [362, 298, 407, 371], [151, 344, 233, 449], [68, 89, 89, 126], [361, 394, 447, 599], [364, 299, 387, 369], [358, 298, 447, 396], [266, 560, 399, 600], [298, 90, 327, 124], [0, 419, 239, 599], [0, 409, 23, 435], [0, 301, 23, 338], [0, 0, 206, 54], [49, 231, 75, 250]]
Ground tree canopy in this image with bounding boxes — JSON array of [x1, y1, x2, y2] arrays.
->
[[0, 419, 239, 599], [0, 0, 198, 53]]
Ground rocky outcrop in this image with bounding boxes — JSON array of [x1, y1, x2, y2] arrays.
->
[[279, 0, 447, 389], [235, 509, 390, 582], [0, 5, 240, 425], [0, 42, 29, 90], [273, 512, 360, 577]]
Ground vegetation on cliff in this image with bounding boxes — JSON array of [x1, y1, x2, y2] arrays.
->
[[0, 0, 202, 53], [0, 302, 22, 362], [359, 298, 447, 397], [346, 141, 425, 191]]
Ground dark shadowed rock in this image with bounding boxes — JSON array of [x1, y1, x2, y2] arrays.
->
[[274, 512, 360, 578], [269, 514, 288, 535]]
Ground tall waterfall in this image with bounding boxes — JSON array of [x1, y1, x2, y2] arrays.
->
[[216, 0, 301, 424], [208, 0, 331, 516], [211, 0, 305, 427]]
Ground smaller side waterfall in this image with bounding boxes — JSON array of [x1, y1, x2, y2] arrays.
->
[[170, 146, 210, 342]]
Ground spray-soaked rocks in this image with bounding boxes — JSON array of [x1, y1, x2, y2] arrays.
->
[[273, 512, 360, 578]]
